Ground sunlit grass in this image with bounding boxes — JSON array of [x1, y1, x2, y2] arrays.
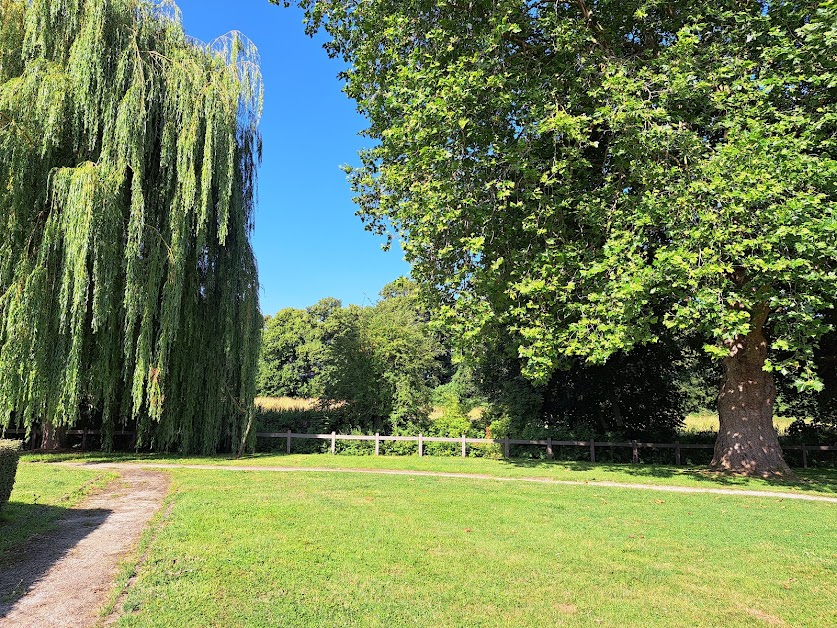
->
[[115, 467, 837, 627], [429, 406, 486, 421], [682, 412, 797, 435], [254, 396, 319, 411], [30, 453, 837, 496]]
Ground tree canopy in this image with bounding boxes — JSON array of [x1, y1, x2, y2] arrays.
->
[[288, 0, 837, 474], [320, 279, 444, 430], [257, 280, 444, 433], [0, 0, 262, 453]]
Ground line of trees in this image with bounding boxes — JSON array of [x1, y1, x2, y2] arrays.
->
[[258, 279, 445, 433], [256, 279, 837, 447], [2, 1, 833, 472]]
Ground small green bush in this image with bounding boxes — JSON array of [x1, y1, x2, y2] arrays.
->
[[0, 439, 22, 511]]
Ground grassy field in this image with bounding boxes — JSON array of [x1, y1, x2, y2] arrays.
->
[[109, 466, 835, 627], [683, 411, 796, 434], [255, 397, 319, 411], [0, 462, 116, 558], [33, 453, 837, 496], [4, 458, 835, 626]]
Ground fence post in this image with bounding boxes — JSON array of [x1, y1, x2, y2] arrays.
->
[[675, 442, 681, 466], [546, 437, 553, 460], [461, 435, 466, 458], [632, 440, 639, 464], [802, 444, 808, 469], [590, 440, 596, 463], [418, 434, 423, 457], [82, 429, 88, 451], [504, 435, 510, 459], [331, 431, 336, 455], [375, 433, 380, 456], [286, 429, 292, 455]]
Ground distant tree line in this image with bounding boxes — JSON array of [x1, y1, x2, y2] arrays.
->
[[258, 279, 444, 434], [256, 279, 837, 445]]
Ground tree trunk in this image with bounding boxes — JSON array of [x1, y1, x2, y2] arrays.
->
[[606, 385, 625, 428], [236, 406, 255, 459], [40, 422, 66, 451], [711, 315, 792, 476]]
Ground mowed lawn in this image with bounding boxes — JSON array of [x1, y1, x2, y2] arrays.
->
[[115, 467, 837, 627], [37, 452, 837, 496]]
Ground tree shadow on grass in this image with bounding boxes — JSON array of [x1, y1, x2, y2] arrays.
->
[[0, 503, 111, 614], [499, 458, 837, 495], [21, 449, 837, 494]]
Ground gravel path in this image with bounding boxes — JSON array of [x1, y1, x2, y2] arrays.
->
[[71, 461, 837, 503], [0, 470, 169, 628]]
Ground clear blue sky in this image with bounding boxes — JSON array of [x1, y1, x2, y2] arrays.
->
[[176, 0, 410, 315]]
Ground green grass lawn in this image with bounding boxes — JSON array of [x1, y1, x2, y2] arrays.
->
[[34, 452, 837, 496], [115, 468, 835, 627], [0, 462, 116, 558]]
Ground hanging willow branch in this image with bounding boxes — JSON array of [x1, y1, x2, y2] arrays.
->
[[0, 0, 263, 454]]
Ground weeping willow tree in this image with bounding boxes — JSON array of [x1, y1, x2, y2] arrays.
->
[[0, 0, 263, 454]]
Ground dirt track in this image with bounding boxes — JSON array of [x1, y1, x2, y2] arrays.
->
[[0, 470, 169, 628]]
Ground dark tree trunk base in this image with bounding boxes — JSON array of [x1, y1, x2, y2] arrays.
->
[[711, 312, 794, 478], [40, 423, 67, 451], [710, 432, 793, 477]]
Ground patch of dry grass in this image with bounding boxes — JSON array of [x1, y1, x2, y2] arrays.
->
[[254, 397, 319, 411], [683, 412, 797, 435], [429, 406, 486, 421]]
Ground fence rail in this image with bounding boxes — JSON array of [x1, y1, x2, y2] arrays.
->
[[257, 430, 837, 469], [0, 428, 135, 450], [2, 427, 835, 469]]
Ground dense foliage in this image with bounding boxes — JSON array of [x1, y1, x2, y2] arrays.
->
[[258, 298, 342, 398], [0, 439, 20, 511], [257, 280, 444, 432], [286, 0, 837, 474], [781, 310, 837, 442], [461, 327, 691, 442], [0, 0, 262, 453], [321, 279, 444, 430]]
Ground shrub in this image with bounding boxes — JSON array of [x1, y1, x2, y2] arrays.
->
[[0, 439, 21, 511]]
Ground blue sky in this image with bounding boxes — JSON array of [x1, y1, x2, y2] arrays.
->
[[176, 0, 410, 315]]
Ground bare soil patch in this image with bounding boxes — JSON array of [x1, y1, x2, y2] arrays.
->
[[0, 470, 169, 628]]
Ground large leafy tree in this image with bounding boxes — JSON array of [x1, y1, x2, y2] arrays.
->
[[257, 298, 342, 398], [320, 279, 444, 431], [0, 0, 262, 453], [285, 0, 837, 474], [258, 309, 319, 398]]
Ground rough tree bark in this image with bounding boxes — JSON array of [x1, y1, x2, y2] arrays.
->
[[236, 407, 255, 459], [40, 422, 67, 451], [711, 310, 793, 476]]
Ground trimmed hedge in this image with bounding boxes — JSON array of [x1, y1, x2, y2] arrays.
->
[[0, 439, 21, 511]]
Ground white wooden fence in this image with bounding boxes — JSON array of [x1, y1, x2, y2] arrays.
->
[[2, 427, 834, 468], [256, 430, 837, 468]]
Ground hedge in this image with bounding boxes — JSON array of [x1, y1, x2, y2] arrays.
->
[[0, 439, 21, 511]]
